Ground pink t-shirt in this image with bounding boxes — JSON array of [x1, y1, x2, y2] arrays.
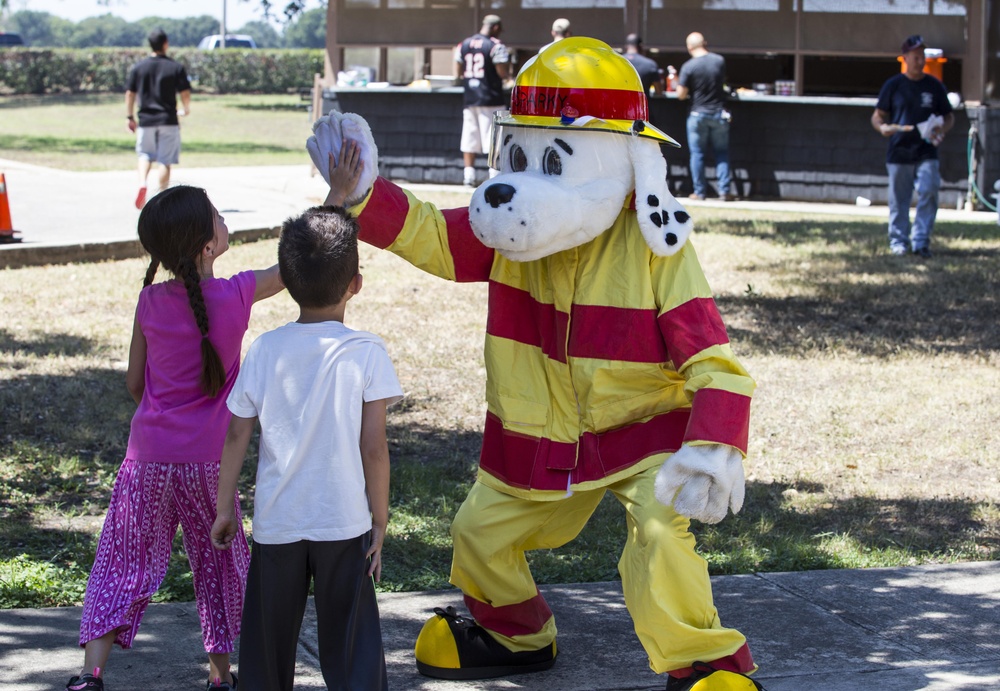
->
[[126, 271, 256, 463]]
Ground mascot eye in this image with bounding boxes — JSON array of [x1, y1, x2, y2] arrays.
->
[[542, 147, 562, 176], [509, 145, 528, 172]]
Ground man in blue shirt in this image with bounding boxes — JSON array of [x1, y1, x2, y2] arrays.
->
[[871, 34, 954, 258]]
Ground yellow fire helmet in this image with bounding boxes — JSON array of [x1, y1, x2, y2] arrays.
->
[[497, 36, 679, 146]]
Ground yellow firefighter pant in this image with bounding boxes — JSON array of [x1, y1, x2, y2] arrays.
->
[[449, 465, 748, 674]]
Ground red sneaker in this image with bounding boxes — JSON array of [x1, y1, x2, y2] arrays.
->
[[134, 186, 147, 209]]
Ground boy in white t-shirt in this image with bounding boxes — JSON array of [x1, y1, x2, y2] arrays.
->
[[211, 205, 403, 691]]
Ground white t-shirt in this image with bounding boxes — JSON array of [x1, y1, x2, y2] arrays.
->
[[227, 321, 403, 544]]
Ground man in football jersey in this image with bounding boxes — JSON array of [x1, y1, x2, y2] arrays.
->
[[454, 15, 512, 187]]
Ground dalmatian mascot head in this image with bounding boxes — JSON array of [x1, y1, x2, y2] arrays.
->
[[470, 36, 693, 262]]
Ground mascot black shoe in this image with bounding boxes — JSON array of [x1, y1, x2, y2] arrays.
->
[[414, 606, 557, 680], [665, 662, 766, 691]]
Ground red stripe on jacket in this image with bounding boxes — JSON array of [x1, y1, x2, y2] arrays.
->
[[685, 388, 751, 452], [658, 297, 730, 367], [356, 178, 410, 249], [443, 207, 494, 282], [569, 304, 668, 362], [487, 284, 674, 364], [480, 410, 690, 490], [464, 590, 554, 639], [487, 282, 568, 363]]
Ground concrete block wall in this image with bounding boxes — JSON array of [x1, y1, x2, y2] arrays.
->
[[326, 88, 985, 209]]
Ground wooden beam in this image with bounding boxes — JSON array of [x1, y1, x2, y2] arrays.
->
[[324, 0, 341, 87], [963, 0, 988, 103]]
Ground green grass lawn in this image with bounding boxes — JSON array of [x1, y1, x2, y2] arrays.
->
[[0, 93, 315, 170], [2, 204, 999, 608]]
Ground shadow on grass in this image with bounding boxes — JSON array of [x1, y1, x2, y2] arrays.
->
[[704, 216, 1000, 246], [703, 218, 1000, 357], [0, 93, 120, 109], [230, 102, 310, 112], [0, 329, 100, 358], [697, 481, 999, 575]]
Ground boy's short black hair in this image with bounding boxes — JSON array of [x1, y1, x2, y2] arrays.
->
[[279, 206, 360, 309], [148, 29, 168, 52]]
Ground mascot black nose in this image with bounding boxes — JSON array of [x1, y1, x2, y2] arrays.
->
[[484, 183, 516, 209]]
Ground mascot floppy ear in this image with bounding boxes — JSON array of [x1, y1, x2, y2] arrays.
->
[[629, 137, 693, 256], [307, 112, 379, 206]]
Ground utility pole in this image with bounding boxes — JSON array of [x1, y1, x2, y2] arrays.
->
[[220, 0, 227, 48]]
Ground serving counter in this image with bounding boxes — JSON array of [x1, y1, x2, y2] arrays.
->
[[323, 86, 996, 208]]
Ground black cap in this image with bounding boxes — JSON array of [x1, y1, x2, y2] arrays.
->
[[900, 34, 925, 55]]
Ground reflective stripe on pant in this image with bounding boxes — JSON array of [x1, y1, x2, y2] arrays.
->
[[449, 465, 750, 674]]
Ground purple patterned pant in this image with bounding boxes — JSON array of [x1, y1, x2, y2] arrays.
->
[[79, 459, 250, 653]]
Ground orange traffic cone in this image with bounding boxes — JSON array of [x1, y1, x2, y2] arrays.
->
[[0, 172, 22, 244]]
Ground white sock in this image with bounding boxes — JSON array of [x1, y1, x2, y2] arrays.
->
[[464, 166, 476, 183]]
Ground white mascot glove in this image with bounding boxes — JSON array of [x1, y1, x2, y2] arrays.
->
[[306, 111, 379, 207], [654, 444, 746, 524]]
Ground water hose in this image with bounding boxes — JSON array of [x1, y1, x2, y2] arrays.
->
[[966, 120, 997, 211]]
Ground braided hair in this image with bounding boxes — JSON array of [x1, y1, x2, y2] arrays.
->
[[137, 186, 226, 397]]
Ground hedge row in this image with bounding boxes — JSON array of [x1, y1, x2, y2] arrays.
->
[[0, 48, 325, 95]]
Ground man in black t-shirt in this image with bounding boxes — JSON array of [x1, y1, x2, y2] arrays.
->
[[125, 29, 191, 209], [623, 34, 663, 101], [871, 34, 954, 258], [454, 15, 512, 187], [676, 32, 733, 201]]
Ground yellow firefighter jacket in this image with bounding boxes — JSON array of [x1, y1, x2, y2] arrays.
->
[[354, 178, 754, 501]]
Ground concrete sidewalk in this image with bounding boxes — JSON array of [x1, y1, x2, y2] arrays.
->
[[0, 159, 336, 268], [2, 562, 998, 690]]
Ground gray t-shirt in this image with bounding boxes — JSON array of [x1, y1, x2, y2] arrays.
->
[[678, 52, 727, 115]]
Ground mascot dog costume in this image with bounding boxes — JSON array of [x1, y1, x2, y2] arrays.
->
[[309, 37, 761, 691]]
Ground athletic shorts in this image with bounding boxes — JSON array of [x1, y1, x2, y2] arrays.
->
[[461, 105, 503, 154], [136, 125, 181, 165]]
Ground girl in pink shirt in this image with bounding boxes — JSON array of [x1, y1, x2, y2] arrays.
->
[[67, 186, 283, 691]]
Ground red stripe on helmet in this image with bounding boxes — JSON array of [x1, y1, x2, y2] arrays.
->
[[510, 85, 648, 121]]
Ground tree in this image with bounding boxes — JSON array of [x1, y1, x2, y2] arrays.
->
[[235, 20, 282, 48], [283, 7, 325, 49], [9, 10, 75, 46], [2, 1, 317, 24], [68, 14, 145, 47], [256, 1, 311, 23], [1, 2, 323, 47], [133, 16, 219, 47]]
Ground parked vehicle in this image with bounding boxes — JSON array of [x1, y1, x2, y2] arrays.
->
[[0, 32, 25, 47], [197, 34, 257, 50]]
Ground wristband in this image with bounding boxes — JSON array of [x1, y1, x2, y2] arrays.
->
[[127, 115, 134, 120]]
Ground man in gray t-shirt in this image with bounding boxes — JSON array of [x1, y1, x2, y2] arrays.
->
[[676, 32, 733, 200]]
